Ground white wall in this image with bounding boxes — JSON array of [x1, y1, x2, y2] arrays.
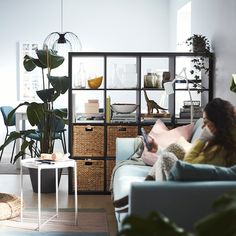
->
[[0, 0, 170, 145], [0, 0, 236, 149], [191, 0, 236, 104], [169, 0, 190, 51]]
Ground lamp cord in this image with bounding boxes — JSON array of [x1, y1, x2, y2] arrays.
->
[[61, 0, 63, 33], [183, 68, 194, 123], [175, 67, 194, 124]]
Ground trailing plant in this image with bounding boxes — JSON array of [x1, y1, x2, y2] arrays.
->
[[0, 48, 69, 163], [185, 34, 211, 89], [186, 34, 210, 53]]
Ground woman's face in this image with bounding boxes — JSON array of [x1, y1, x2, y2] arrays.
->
[[202, 112, 217, 134]]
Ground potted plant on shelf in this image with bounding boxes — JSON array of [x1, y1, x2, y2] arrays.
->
[[186, 34, 210, 53], [185, 34, 211, 89], [0, 48, 69, 193]]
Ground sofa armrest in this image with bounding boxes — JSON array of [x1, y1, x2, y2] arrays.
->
[[116, 137, 139, 164], [129, 181, 236, 230]]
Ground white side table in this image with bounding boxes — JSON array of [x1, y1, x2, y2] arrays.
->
[[20, 158, 78, 231]]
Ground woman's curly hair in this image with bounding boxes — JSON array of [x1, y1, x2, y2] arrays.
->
[[204, 98, 236, 166]]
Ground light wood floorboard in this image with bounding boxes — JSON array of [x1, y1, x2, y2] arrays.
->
[[0, 174, 118, 236]]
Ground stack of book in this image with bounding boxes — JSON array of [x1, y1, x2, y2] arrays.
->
[[179, 100, 203, 119], [111, 113, 137, 123], [76, 113, 104, 123], [141, 113, 171, 123]]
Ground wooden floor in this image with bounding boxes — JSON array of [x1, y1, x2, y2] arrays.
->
[[0, 174, 118, 236], [0, 147, 118, 235]]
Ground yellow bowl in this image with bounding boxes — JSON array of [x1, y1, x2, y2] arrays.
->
[[88, 76, 103, 89]]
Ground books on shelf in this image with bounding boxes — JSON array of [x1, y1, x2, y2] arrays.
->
[[175, 118, 198, 124], [111, 113, 137, 123], [141, 113, 171, 123], [76, 112, 104, 123], [106, 96, 111, 123], [179, 102, 203, 119]]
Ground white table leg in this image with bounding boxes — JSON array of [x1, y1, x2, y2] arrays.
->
[[56, 168, 58, 217], [20, 162, 23, 222], [38, 167, 41, 231], [74, 162, 78, 225]]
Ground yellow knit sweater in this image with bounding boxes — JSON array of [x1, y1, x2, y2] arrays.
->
[[183, 140, 236, 166]]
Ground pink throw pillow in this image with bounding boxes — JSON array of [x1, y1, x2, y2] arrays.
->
[[141, 120, 194, 166]]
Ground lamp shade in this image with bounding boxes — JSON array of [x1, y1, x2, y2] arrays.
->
[[164, 81, 175, 95], [43, 32, 82, 52]]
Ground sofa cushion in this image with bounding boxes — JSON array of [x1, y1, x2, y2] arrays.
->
[[190, 118, 203, 143], [112, 165, 151, 201], [169, 160, 236, 181], [141, 120, 194, 166]]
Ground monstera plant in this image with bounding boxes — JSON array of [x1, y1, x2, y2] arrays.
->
[[0, 48, 69, 163]]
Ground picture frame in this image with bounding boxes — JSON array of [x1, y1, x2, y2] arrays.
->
[[17, 41, 42, 101]]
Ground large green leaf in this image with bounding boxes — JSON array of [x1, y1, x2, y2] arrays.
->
[[26, 102, 45, 126], [48, 75, 69, 94], [195, 190, 236, 236], [6, 102, 30, 125], [0, 131, 21, 151], [36, 88, 56, 103], [23, 55, 47, 71], [118, 212, 189, 236], [37, 49, 64, 70], [0, 129, 38, 163]]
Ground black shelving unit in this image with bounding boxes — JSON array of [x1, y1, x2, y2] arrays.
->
[[68, 52, 214, 194]]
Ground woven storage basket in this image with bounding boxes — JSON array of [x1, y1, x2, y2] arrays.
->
[[106, 159, 116, 192], [0, 193, 21, 220], [107, 126, 138, 157], [74, 160, 104, 192], [73, 125, 104, 157]]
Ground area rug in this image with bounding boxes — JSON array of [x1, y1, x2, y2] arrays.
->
[[0, 208, 108, 235]]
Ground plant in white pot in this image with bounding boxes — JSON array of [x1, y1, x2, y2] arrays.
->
[[186, 34, 210, 53], [0, 48, 69, 193], [185, 34, 212, 93]]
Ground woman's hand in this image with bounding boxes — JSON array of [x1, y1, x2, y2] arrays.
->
[[199, 126, 215, 142], [148, 136, 158, 153]]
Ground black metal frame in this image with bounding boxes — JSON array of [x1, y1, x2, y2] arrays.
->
[[67, 52, 214, 194]]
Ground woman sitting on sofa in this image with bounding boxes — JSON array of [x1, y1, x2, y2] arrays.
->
[[146, 97, 236, 181], [113, 97, 236, 208]]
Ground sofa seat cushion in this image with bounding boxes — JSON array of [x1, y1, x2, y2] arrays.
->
[[113, 165, 150, 201]]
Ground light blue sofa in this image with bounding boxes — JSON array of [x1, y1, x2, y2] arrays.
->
[[112, 119, 236, 231]]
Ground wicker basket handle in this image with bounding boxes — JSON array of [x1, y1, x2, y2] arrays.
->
[[85, 161, 92, 166], [118, 127, 127, 131], [85, 126, 93, 131]]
